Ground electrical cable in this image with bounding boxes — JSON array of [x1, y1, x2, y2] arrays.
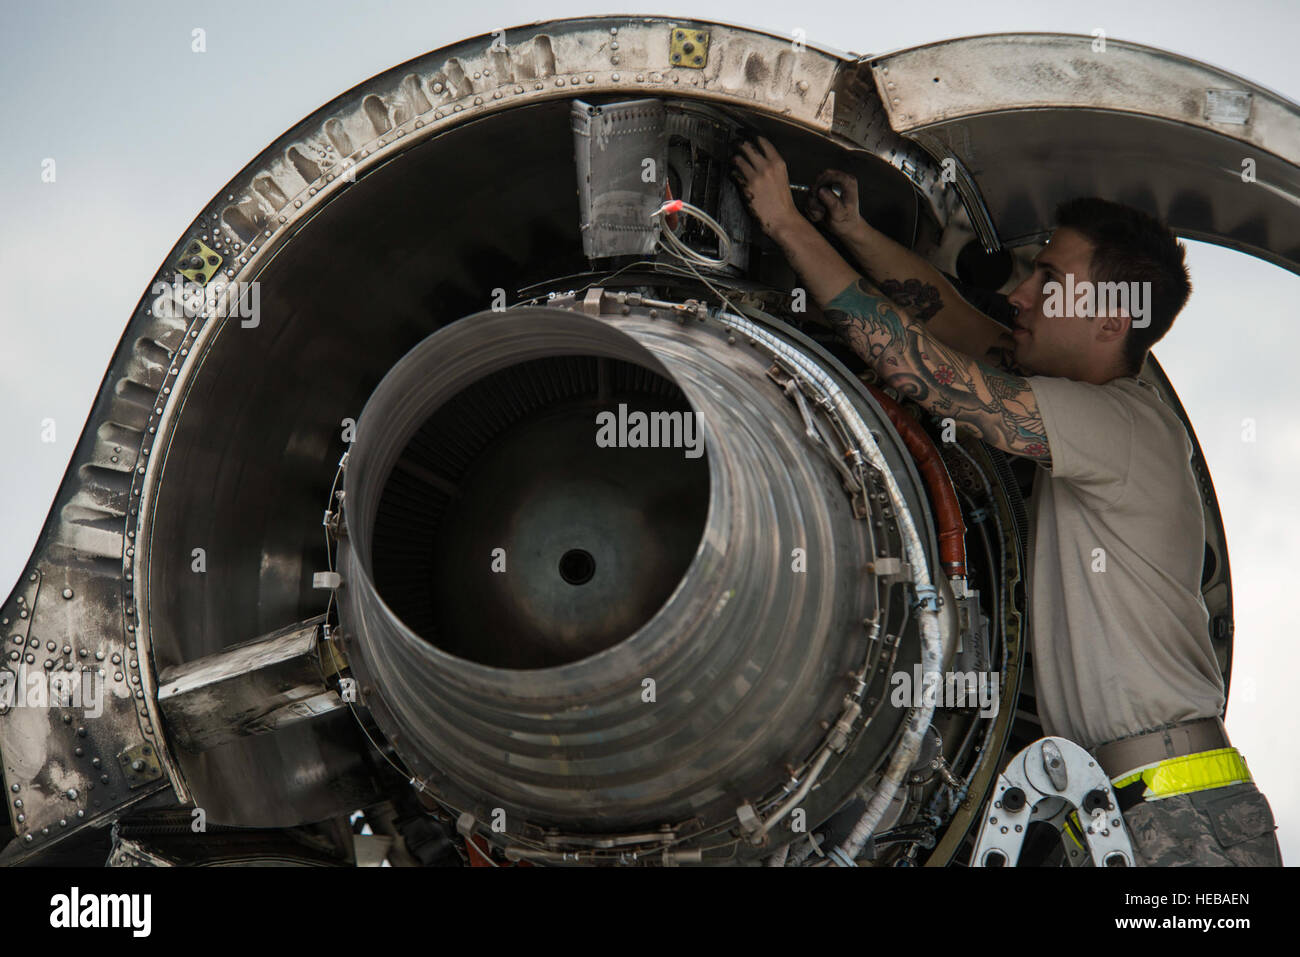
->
[[651, 198, 733, 269]]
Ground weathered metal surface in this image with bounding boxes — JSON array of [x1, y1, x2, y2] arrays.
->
[[120, 13, 945, 830], [0, 18, 1256, 864], [869, 33, 1300, 268], [157, 617, 341, 752], [334, 300, 939, 860], [573, 97, 669, 258], [0, 563, 171, 864]]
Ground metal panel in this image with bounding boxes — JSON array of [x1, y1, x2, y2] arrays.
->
[[870, 33, 1300, 270], [0, 12, 951, 854]]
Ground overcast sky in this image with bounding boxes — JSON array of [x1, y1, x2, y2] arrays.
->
[[2, 0, 1296, 865]]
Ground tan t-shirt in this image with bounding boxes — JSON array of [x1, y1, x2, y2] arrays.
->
[[1024, 374, 1225, 751]]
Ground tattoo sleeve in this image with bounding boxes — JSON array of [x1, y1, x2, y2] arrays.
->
[[824, 278, 1051, 464], [984, 342, 1029, 376], [877, 278, 943, 322]]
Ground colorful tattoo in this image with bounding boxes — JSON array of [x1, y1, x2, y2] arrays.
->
[[824, 278, 1051, 463], [877, 278, 944, 322], [985, 342, 1029, 376]]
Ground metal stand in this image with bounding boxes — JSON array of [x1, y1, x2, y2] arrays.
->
[[972, 737, 1134, 867]]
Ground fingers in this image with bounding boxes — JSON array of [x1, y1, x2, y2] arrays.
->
[[736, 139, 763, 165], [731, 150, 753, 200], [732, 153, 758, 191], [817, 185, 842, 202], [732, 136, 793, 215], [816, 168, 853, 187], [815, 170, 858, 205], [816, 184, 848, 212], [736, 136, 784, 169]]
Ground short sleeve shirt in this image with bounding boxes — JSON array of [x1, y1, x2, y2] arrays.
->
[[1023, 374, 1225, 750]]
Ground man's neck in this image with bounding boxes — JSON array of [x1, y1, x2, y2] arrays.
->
[[1064, 354, 1132, 385]]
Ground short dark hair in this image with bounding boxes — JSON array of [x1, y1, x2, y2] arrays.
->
[[1053, 197, 1192, 376]]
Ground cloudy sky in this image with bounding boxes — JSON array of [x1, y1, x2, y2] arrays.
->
[[2, 0, 1296, 865]]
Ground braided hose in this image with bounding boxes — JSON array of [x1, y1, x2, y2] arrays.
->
[[710, 308, 942, 866]]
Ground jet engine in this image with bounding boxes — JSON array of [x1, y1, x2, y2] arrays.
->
[[4, 15, 1268, 867]]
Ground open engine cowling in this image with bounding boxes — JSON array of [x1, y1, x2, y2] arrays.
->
[[2, 15, 1261, 866]]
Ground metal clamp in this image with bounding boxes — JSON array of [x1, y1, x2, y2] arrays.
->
[[972, 736, 1134, 867], [911, 583, 939, 612]]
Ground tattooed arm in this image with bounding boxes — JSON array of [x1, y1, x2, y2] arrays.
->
[[734, 138, 1048, 462], [823, 277, 1050, 463], [762, 222, 1050, 462], [806, 169, 1022, 373]]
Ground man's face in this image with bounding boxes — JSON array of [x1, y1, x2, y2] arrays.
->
[[1005, 227, 1108, 378]]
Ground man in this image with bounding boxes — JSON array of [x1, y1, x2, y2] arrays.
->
[[733, 136, 1282, 866]]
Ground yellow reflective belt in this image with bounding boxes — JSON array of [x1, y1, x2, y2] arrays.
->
[[1063, 748, 1252, 850], [1111, 747, 1251, 800]]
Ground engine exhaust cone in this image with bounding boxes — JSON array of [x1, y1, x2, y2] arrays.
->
[[336, 307, 896, 841]]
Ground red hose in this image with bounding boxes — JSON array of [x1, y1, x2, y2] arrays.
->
[[865, 384, 967, 580]]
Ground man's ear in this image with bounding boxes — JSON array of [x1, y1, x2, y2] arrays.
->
[[1096, 309, 1130, 343]]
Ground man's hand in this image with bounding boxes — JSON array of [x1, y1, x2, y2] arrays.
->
[[732, 136, 802, 238], [806, 169, 864, 238], [727, 140, 1048, 463]]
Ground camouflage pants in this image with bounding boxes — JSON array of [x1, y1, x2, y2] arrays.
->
[[1122, 782, 1283, 866]]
